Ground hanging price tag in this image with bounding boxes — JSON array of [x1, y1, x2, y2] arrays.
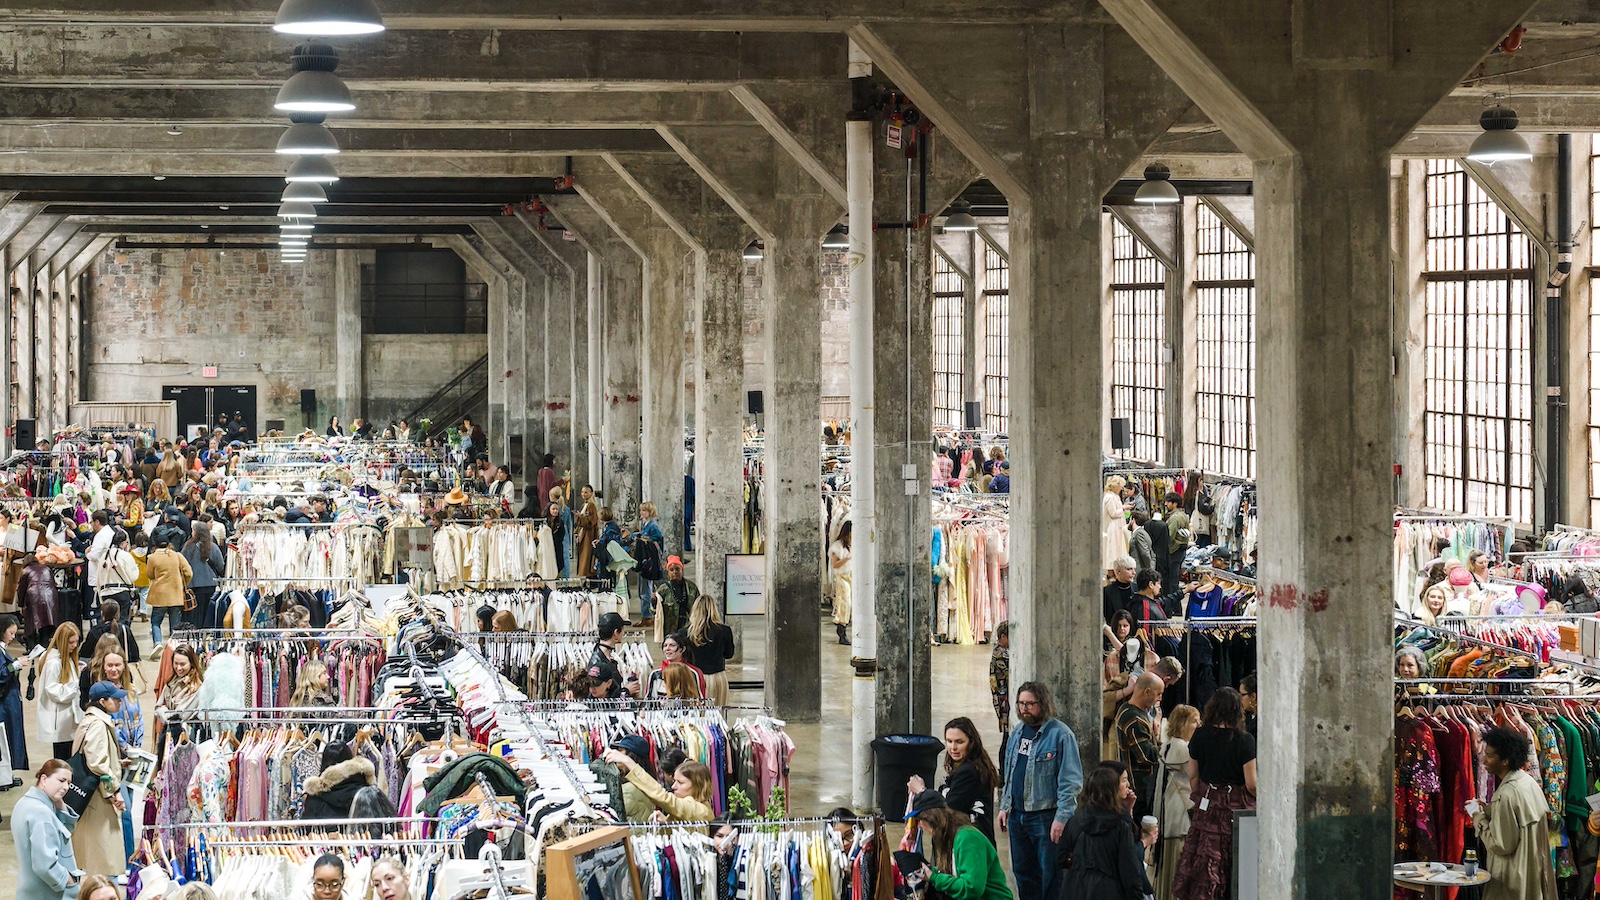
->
[[887, 123, 902, 149]]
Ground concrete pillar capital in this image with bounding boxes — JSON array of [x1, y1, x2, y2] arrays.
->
[[1099, 0, 1538, 157]]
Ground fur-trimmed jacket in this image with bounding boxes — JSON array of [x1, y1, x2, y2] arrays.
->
[[302, 757, 376, 821]]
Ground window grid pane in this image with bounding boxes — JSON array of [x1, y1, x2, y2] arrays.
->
[[1110, 218, 1167, 464], [1194, 204, 1256, 479], [983, 245, 1009, 432], [1424, 158, 1534, 526], [933, 255, 966, 428]]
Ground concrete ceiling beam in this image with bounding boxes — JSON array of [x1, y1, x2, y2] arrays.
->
[[5, 213, 67, 275], [0, 124, 675, 154], [65, 234, 113, 281], [0, 154, 572, 177], [0, 1, 1112, 30], [0, 27, 845, 88], [0, 87, 756, 127]]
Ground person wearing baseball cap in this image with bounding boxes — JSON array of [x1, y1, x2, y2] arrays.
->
[[72, 681, 129, 879], [906, 787, 1013, 900], [610, 735, 656, 822], [588, 612, 639, 700]]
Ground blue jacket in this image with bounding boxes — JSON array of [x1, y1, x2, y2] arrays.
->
[[12, 787, 80, 900], [999, 717, 1083, 825]]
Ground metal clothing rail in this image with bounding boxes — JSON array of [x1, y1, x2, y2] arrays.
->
[[159, 816, 431, 833], [1395, 678, 1575, 694], [516, 698, 718, 711], [1195, 566, 1256, 585]]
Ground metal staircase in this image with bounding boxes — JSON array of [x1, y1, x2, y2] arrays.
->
[[404, 353, 488, 434]]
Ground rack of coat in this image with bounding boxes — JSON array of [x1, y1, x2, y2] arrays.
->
[[1517, 555, 1600, 614], [1141, 617, 1257, 714], [1190, 475, 1255, 565], [431, 519, 557, 588], [462, 632, 652, 701], [147, 706, 471, 848], [931, 509, 1008, 645], [585, 817, 892, 900], [183, 629, 388, 709], [1393, 513, 1514, 614], [529, 701, 794, 818], [742, 453, 764, 554], [225, 522, 384, 586], [1105, 467, 1201, 516], [1393, 692, 1600, 886], [1394, 617, 1600, 695]]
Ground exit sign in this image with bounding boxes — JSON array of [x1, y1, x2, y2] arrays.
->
[[201, 366, 218, 378]]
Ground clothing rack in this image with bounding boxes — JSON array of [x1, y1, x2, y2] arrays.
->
[[518, 698, 718, 712], [1396, 677, 1574, 691], [1194, 566, 1255, 585], [158, 816, 432, 834]]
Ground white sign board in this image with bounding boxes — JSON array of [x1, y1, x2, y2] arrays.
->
[[725, 554, 766, 616]]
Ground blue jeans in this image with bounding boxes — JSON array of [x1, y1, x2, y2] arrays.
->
[[1009, 808, 1060, 900], [120, 785, 134, 869], [150, 606, 180, 646], [638, 578, 656, 619]]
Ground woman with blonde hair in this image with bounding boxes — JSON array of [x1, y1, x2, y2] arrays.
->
[[661, 662, 702, 700], [1102, 475, 1132, 577], [600, 748, 714, 822], [1153, 704, 1201, 898], [291, 659, 337, 707], [147, 477, 171, 509], [680, 594, 735, 705], [38, 623, 82, 760], [155, 449, 185, 491]]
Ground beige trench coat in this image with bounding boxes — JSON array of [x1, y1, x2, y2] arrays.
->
[[69, 705, 125, 879]]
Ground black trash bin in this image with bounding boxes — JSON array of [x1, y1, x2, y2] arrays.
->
[[872, 733, 944, 816]]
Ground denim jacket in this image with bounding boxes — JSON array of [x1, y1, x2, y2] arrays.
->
[[999, 717, 1084, 824]]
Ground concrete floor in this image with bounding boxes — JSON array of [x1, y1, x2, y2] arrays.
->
[[0, 615, 1010, 887]]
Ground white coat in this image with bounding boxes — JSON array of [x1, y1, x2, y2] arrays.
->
[[36, 649, 82, 743]]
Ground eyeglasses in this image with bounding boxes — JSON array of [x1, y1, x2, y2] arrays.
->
[[313, 881, 345, 893], [1016, 700, 1042, 708]]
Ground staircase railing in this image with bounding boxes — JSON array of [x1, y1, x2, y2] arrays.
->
[[404, 353, 488, 429]]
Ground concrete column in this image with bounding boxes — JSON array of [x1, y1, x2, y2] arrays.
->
[[15, 262, 32, 427], [643, 237, 686, 556], [854, 21, 1189, 759], [868, 176, 937, 736], [545, 262, 578, 489], [485, 274, 510, 463], [34, 285, 49, 435], [694, 246, 746, 606], [1098, 0, 1534, 893], [764, 231, 825, 721], [334, 249, 363, 425], [631, 125, 842, 719], [587, 253, 603, 494], [601, 245, 644, 524], [505, 275, 528, 479], [526, 220, 590, 492]]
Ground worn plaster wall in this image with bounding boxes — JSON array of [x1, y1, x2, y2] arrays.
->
[[86, 247, 484, 429]]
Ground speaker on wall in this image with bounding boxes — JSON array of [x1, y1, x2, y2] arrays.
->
[[1110, 417, 1132, 450], [964, 402, 983, 430], [13, 419, 35, 450], [300, 389, 317, 414], [747, 391, 764, 416]]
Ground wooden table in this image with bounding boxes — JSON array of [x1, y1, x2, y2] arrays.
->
[[1394, 862, 1490, 899]]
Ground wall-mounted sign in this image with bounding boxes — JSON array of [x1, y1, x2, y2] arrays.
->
[[725, 554, 766, 616]]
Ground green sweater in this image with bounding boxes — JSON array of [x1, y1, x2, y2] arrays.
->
[[929, 826, 1013, 900]]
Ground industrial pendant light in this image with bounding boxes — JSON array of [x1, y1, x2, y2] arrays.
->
[[942, 200, 979, 233], [1467, 106, 1533, 164], [276, 122, 340, 155], [275, 71, 354, 113], [822, 224, 849, 249], [280, 221, 315, 231], [283, 182, 329, 203], [285, 156, 340, 184], [275, 44, 355, 114], [274, 0, 385, 36], [743, 241, 764, 261], [1134, 163, 1181, 205], [278, 201, 319, 219]]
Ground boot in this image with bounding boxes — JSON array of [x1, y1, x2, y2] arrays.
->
[[836, 623, 850, 646], [25, 667, 36, 702]]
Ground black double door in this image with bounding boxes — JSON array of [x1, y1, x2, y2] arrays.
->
[[161, 385, 257, 441]]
